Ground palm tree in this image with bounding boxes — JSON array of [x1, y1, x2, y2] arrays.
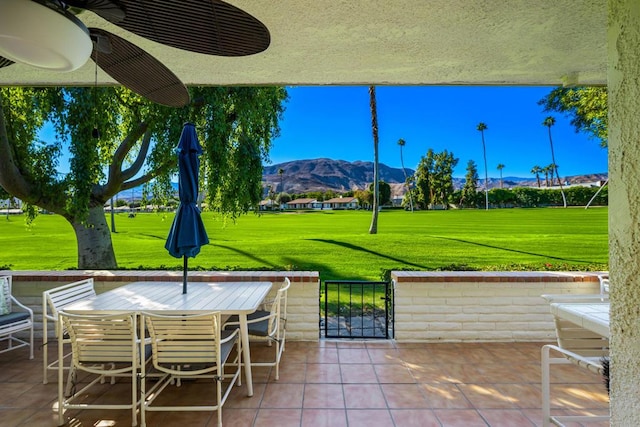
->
[[368, 86, 379, 234], [398, 138, 414, 212], [542, 165, 550, 187], [531, 165, 542, 188], [476, 122, 489, 210], [277, 168, 284, 192], [496, 163, 505, 188], [543, 116, 567, 207]]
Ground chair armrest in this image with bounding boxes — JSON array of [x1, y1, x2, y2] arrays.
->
[[10, 296, 34, 317], [220, 326, 240, 344]]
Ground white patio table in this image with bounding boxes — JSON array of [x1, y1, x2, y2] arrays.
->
[[549, 301, 610, 338], [62, 280, 273, 396]]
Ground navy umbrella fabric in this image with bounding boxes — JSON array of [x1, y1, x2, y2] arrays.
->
[[165, 123, 209, 294]]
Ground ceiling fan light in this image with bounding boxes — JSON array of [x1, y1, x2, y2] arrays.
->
[[0, 0, 93, 72]]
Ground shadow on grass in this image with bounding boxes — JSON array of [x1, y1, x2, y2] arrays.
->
[[428, 235, 599, 264], [308, 238, 430, 270]]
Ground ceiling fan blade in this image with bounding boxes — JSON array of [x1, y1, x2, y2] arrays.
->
[[65, 0, 126, 24], [89, 28, 190, 108], [0, 57, 15, 69], [114, 0, 270, 57]]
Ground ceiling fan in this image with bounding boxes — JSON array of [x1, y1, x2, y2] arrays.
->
[[0, 0, 271, 107]]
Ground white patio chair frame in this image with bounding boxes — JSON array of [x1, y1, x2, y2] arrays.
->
[[0, 275, 34, 359], [57, 311, 143, 427], [140, 311, 241, 427], [598, 274, 609, 301], [224, 278, 291, 380], [542, 316, 610, 427], [42, 278, 96, 384]]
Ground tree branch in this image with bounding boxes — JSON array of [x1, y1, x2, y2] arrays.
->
[[121, 154, 175, 191], [104, 121, 149, 196], [121, 128, 152, 182]]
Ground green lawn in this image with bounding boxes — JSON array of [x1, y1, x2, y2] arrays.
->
[[0, 207, 608, 281]]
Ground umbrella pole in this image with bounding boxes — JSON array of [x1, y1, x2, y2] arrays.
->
[[183, 255, 188, 294]]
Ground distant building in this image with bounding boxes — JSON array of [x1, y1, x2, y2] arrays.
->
[[284, 198, 318, 209], [322, 197, 358, 210]]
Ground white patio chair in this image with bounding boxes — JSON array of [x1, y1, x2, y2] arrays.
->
[[542, 316, 610, 426], [598, 274, 609, 301], [140, 311, 241, 427], [42, 278, 96, 384], [224, 278, 291, 380], [0, 275, 34, 359], [57, 311, 144, 427]]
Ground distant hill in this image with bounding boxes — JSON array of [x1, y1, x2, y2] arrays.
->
[[263, 158, 607, 194], [263, 158, 413, 193]]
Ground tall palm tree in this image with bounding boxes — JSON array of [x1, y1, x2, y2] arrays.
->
[[277, 168, 284, 192], [496, 163, 505, 188], [368, 86, 379, 234], [398, 138, 414, 212], [476, 122, 489, 210], [543, 116, 567, 207], [531, 165, 542, 188]]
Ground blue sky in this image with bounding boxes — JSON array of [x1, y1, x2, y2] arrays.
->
[[268, 86, 608, 179]]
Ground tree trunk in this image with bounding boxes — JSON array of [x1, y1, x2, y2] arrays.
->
[[368, 86, 379, 234], [70, 205, 118, 269]]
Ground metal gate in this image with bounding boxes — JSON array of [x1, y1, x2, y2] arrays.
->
[[322, 280, 393, 339]]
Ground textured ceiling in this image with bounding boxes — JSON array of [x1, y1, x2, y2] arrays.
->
[[0, 0, 607, 87]]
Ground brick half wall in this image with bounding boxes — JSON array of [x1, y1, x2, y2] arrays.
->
[[392, 271, 604, 342]]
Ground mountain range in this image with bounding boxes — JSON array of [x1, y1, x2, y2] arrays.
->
[[263, 158, 607, 194]]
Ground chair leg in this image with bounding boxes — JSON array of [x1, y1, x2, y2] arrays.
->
[[541, 345, 552, 427]]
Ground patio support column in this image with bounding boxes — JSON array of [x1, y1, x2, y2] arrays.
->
[[608, 0, 640, 424]]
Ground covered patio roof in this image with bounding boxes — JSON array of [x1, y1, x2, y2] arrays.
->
[[0, 0, 606, 87]]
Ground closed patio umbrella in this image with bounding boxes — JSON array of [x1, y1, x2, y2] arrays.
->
[[165, 123, 209, 294]]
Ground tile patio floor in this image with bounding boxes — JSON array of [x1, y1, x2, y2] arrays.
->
[[0, 340, 610, 427]]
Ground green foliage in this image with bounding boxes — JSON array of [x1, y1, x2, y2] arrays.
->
[[276, 192, 291, 204], [0, 208, 608, 281], [414, 148, 458, 208], [539, 86, 608, 147], [460, 160, 480, 208], [369, 181, 391, 205]]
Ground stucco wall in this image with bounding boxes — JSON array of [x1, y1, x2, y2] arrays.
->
[[392, 271, 602, 342], [608, 0, 640, 424]]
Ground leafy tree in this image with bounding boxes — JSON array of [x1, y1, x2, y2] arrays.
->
[[496, 163, 505, 188], [397, 138, 414, 212], [543, 116, 566, 207], [414, 149, 435, 209], [368, 181, 391, 206], [431, 150, 459, 208], [531, 165, 542, 188], [276, 192, 291, 205], [414, 149, 458, 209], [461, 160, 480, 208], [368, 86, 379, 234], [476, 122, 489, 210], [354, 189, 372, 208], [539, 87, 608, 147], [0, 86, 287, 269]]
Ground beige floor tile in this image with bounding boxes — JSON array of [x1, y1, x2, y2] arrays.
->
[[253, 408, 301, 427], [303, 383, 345, 408], [434, 409, 488, 426], [346, 409, 395, 427], [479, 409, 536, 426], [301, 408, 348, 427], [343, 384, 387, 409], [390, 409, 441, 427]]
